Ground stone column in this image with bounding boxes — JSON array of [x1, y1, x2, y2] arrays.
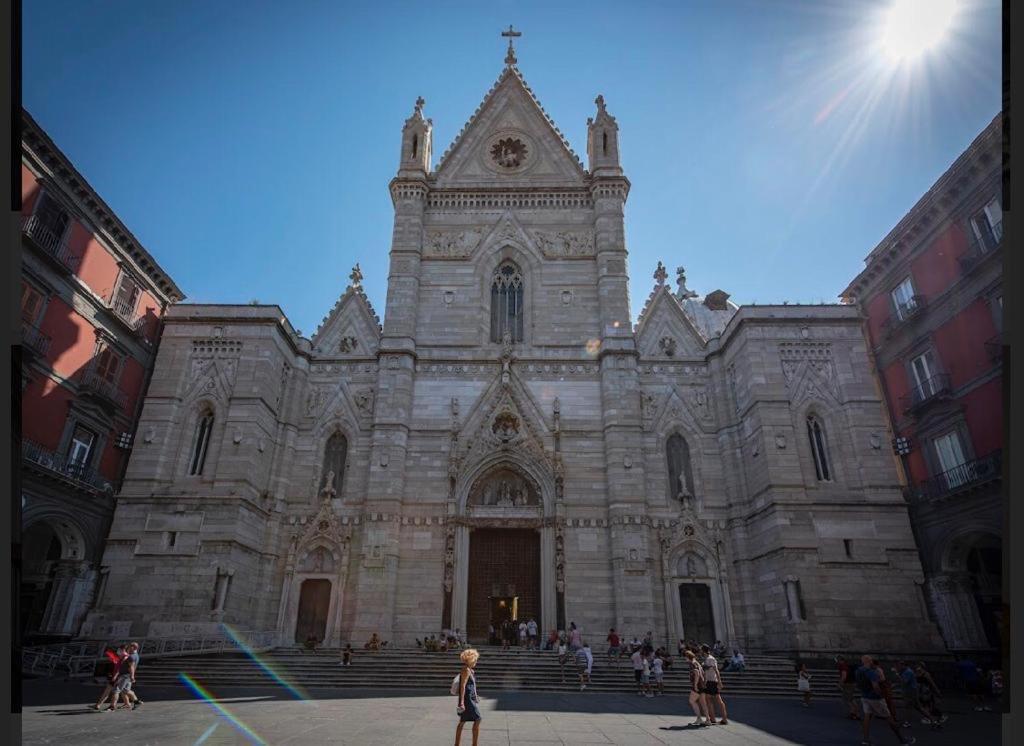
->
[[275, 568, 295, 646], [40, 560, 94, 637], [927, 572, 988, 650], [451, 525, 471, 633]]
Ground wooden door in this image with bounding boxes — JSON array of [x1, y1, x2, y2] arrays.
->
[[294, 579, 331, 644], [679, 583, 715, 645]]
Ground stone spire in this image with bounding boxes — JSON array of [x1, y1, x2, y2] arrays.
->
[[676, 266, 698, 300], [502, 25, 522, 66], [398, 96, 432, 174], [587, 94, 622, 176]]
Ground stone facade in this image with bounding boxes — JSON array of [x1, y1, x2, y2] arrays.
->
[[87, 52, 943, 656]]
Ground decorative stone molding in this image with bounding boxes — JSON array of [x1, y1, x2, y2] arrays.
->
[[637, 363, 707, 376]]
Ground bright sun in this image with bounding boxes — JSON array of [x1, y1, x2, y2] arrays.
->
[[881, 0, 959, 62]]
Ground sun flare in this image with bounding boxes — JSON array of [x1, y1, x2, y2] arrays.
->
[[881, 0, 959, 62]]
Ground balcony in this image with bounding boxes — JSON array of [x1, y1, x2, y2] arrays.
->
[[958, 225, 1003, 272], [21, 439, 111, 494], [900, 373, 951, 413], [915, 450, 1002, 500], [21, 322, 52, 358], [882, 295, 927, 339], [77, 370, 128, 410], [21, 214, 80, 273]]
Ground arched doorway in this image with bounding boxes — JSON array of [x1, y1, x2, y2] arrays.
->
[[21, 522, 62, 636], [294, 579, 332, 644], [963, 537, 1002, 650], [453, 462, 553, 643]]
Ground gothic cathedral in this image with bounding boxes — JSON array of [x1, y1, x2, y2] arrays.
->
[[84, 43, 943, 656]]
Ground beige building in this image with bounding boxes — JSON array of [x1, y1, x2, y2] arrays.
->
[[85, 43, 943, 656]]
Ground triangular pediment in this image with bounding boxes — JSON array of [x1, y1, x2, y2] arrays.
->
[[311, 285, 381, 358], [433, 66, 587, 188], [635, 285, 707, 360]]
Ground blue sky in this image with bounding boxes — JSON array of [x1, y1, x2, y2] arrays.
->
[[23, 0, 1001, 334]]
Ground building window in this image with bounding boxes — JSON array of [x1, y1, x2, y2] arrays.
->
[[112, 272, 142, 321], [933, 430, 968, 488], [970, 196, 1003, 250], [321, 432, 348, 496], [890, 277, 918, 320], [843, 539, 853, 558], [189, 411, 214, 476], [490, 262, 524, 343], [33, 191, 70, 240], [666, 433, 694, 500], [94, 347, 122, 384], [806, 415, 831, 481], [909, 350, 940, 398], [21, 282, 45, 324], [66, 424, 96, 473], [166, 531, 178, 549]]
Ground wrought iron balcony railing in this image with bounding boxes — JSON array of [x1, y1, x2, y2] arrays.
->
[[915, 450, 1002, 500], [882, 295, 927, 338], [959, 226, 1003, 272], [21, 214, 80, 273], [21, 439, 111, 493], [21, 322, 52, 358], [77, 370, 128, 409], [900, 373, 951, 413]]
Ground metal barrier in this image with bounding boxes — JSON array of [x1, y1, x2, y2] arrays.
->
[[21, 630, 277, 679]]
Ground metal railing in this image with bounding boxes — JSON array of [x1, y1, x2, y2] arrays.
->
[[22, 214, 79, 273], [959, 226, 1003, 272], [77, 370, 128, 409], [109, 297, 140, 326], [900, 373, 951, 412], [21, 630, 278, 679], [21, 439, 112, 493], [916, 450, 1002, 500], [883, 295, 926, 337], [21, 322, 52, 357]]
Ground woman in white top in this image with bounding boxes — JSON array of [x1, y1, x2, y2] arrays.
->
[[700, 644, 729, 725]]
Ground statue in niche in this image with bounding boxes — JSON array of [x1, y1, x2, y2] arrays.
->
[[321, 470, 337, 499], [497, 480, 513, 507], [513, 486, 526, 507], [313, 548, 326, 572], [686, 555, 697, 577]]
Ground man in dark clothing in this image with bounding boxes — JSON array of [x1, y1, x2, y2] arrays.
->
[[955, 655, 989, 711], [836, 655, 861, 720], [856, 655, 914, 745]]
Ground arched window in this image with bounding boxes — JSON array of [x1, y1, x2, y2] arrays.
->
[[322, 432, 348, 496], [666, 433, 694, 500], [189, 410, 214, 476], [490, 262, 524, 343], [806, 415, 831, 481], [411, 134, 418, 159]]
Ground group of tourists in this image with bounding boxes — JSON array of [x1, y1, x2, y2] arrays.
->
[[419, 628, 466, 652], [91, 642, 142, 712], [490, 617, 540, 649]]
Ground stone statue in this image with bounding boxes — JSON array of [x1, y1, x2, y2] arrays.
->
[[513, 486, 526, 506], [321, 469, 337, 499]]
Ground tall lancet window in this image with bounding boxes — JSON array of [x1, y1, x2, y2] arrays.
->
[[189, 410, 214, 476], [490, 262, 524, 343], [806, 415, 831, 481], [322, 432, 348, 497], [666, 433, 694, 501]]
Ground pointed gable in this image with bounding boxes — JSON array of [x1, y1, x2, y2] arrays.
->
[[634, 285, 707, 359], [433, 65, 587, 188], [311, 283, 382, 358]]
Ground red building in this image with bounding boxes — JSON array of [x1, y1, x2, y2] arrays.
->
[[19, 109, 184, 642], [842, 113, 1003, 656]]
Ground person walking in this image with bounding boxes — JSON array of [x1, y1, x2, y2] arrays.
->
[[836, 655, 862, 720], [855, 655, 915, 745], [914, 662, 947, 725], [684, 649, 711, 727], [700, 644, 728, 724], [557, 638, 570, 683], [568, 622, 582, 652], [518, 619, 527, 649], [454, 648, 482, 746], [340, 643, 353, 666], [92, 644, 127, 711], [651, 651, 665, 696], [893, 661, 937, 727], [873, 658, 907, 728], [527, 618, 538, 651], [578, 643, 594, 691], [630, 645, 645, 695], [640, 648, 654, 698], [955, 655, 988, 711], [108, 642, 142, 712], [606, 628, 621, 667], [797, 663, 812, 707]]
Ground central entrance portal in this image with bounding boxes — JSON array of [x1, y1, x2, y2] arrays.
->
[[467, 528, 540, 642], [679, 583, 716, 643]]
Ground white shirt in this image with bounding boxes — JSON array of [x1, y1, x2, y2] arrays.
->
[[583, 647, 594, 673], [703, 654, 720, 682], [519, 622, 527, 637], [631, 651, 644, 670], [652, 657, 664, 675], [527, 621, 538, 635], [558, 643, 567, 656]]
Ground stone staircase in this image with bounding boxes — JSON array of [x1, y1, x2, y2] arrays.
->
[[137, 647, 843, 699]]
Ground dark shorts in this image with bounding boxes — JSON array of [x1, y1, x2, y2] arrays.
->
[[634, 670, 642, 682], [704, 681, 720, 696]]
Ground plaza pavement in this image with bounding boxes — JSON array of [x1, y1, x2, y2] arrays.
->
[[21, 680, 1000, 746]]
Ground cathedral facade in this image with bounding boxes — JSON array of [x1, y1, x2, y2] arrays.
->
[[85, 49, 944, 656]]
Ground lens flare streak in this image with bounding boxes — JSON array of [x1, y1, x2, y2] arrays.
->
[[220, 623, 312, 702], [179, 673, 268, 746]]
